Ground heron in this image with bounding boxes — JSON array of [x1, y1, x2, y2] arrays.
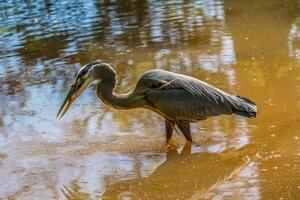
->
[[57, 62, 257, 143]]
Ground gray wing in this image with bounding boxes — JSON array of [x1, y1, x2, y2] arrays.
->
[[145, 84, 233, 120], [141, 70, 256, 120]]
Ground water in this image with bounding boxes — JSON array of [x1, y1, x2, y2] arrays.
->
[[0, 0, 299, 199]]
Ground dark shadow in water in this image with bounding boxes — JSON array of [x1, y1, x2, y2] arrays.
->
[[61, 144, 257, 200]]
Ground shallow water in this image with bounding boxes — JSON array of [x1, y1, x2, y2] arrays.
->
[[0, 0, 300, 199]]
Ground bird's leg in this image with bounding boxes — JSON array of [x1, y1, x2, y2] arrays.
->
[[176, 120, 192, 142], [164, 119, 179, 152], [181, 141, 192, 155], [165, 119, 175, 143]]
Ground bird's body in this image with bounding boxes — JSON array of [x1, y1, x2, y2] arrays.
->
[[58, 62, 257, 142]]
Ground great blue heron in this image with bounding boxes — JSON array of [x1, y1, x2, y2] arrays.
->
[[57, 62, 257, 142]]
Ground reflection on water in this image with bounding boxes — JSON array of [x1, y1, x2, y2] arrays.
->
[[101, 143, 257, 200], [0, 0, 300, 199]]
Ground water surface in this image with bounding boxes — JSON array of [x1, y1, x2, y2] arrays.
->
[[0, 0, 300, 199]]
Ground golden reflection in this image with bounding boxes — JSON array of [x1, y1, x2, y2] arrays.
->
[[100, 143, 256, 200], [0, 0, 300, 199]]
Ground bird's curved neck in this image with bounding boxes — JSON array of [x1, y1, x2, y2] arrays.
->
[[96, 76, 142, 109]]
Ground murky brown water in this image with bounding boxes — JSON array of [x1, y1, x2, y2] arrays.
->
[[0, 0, 300, 199]]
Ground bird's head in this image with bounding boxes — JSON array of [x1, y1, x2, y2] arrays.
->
[[57, 62, 116, 119]]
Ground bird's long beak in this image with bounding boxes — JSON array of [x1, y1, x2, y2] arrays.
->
[[57, 84, 77, 119], [57, 76, 92, 119]]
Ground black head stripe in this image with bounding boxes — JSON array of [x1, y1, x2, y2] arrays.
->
[[81, 61, 101, 75], [76, 61, 102, 79]]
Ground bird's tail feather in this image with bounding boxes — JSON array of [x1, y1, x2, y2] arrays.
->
[[232, 95, 257, 118]]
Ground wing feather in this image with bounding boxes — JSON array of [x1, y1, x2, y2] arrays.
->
[[139, 69, 256, 120]]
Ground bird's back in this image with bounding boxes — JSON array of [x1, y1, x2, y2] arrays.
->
[[136, 69, 257, 121]]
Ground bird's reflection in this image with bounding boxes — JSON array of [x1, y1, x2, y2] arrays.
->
[[60, 144, 256, 200], [101, 143, 257, 200]]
